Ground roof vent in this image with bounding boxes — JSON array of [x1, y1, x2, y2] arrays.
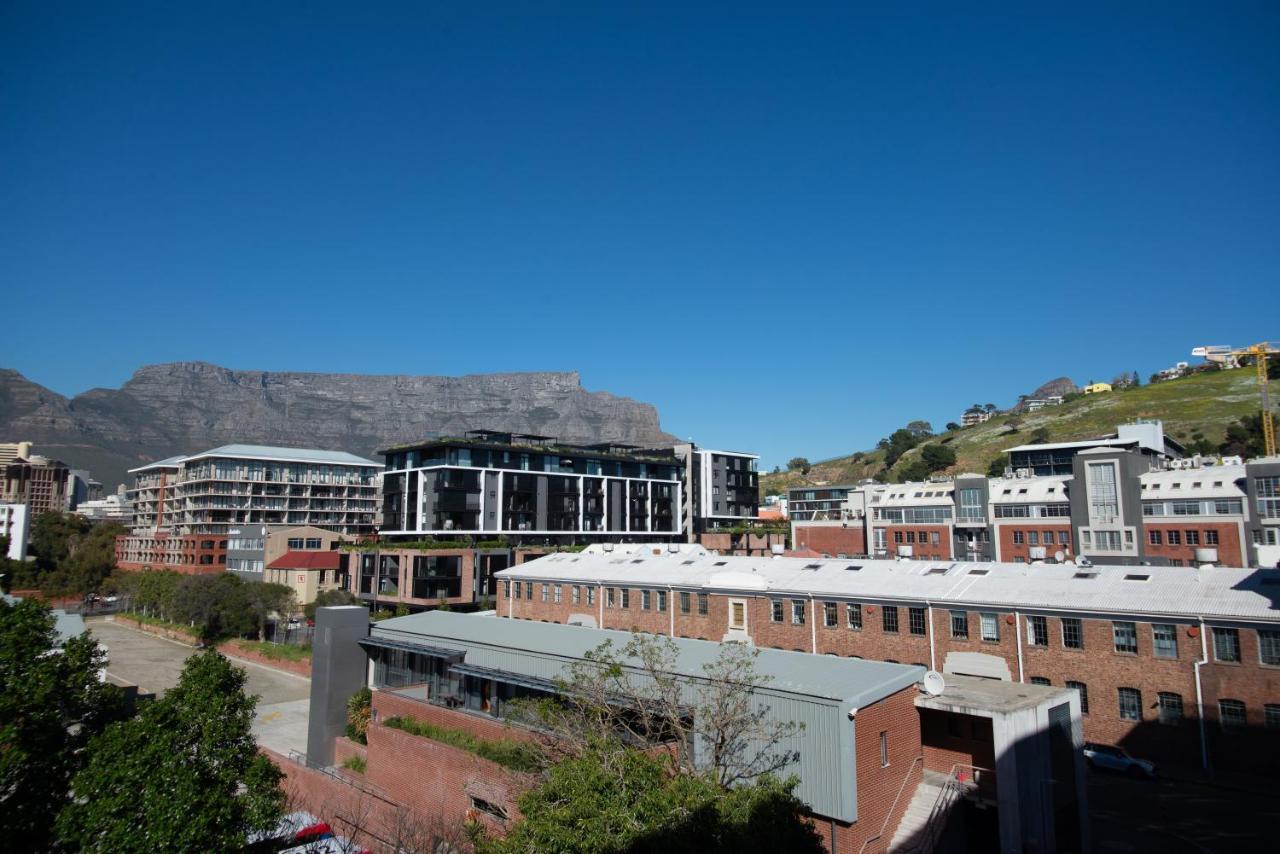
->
[[630, 559, 644, 564], [714, 561, 727, 566], [968, 569, 989, 576], [1123, 573, 1150, 582], [926, 567, 948, 576], [845, 565, 862, 572], [681, 559, 696, 566], [1073, 571, 1098, 580], [803, 563, 822, 570]]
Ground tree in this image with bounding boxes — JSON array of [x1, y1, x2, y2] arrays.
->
[[0, 598, 125, 852], [987, 455, 1007, 478], [881, 428, 921, 467], [1219, 415, 1265, 459], [1029, 426, 1051, 444], [304, 588, 362, 621], [904, 420, 934, 439], [513, 633, 801, 789], [945, 422, 960, 432], [1132, 371, 1142, 387], [28, 512, 91, 576], [984, 403, 997, 413], [44, 522, 126, 597], [895, 460, 930, 483], [245, 582, 296, 641], [480, 748, 822, 854], [57, 650, 284, 850], [920, 444, 956, 472], [786, 458, 811, 475]]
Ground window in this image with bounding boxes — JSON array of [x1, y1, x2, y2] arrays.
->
[[554, 585, 562, 604], [894, 531, 903, 544], [909, 607, 927, 636], [698, 593, 709, 615], [1152, 624, 1178, 659], [540, 584, 549, 602], [879, 731, 889, 767], [586, 587, 595, 606], [287, 538, 303, 549], [571, 585, 579, 605], [620, 588, 630, 609], [1213, 627, 1241, 662], [1219, 699, 1246, 731], [1266, 704, 1280, 730], [729, 599, 746, 630], [641, 590, 651, 610], [469, 795, 509, 822], [1149, 530, 1162, 545], [503, 580, 512, 599], [1028, 531, 1039, 546], [791, 600, 806, 625], [1158, 692, 1183, 725], [824, 602, 838, 628], [1259, 630, 1280, 666], [1186, 530, 1199, 546], [950, 610, 969, 639], [883, 606, 899, 633], [1061, 618, 1083, 649], [305, 537, 322, 549], [525, 582, 533, 600], [1067, 681, 1089, 714], [1168, 530, 1181, 546], [1118, 687, 1142, 721], [657, 591, 667, 612], [980, 613, 999, 642], [1092, 530, 1122, 550], [771, 600, 783, 623], [847, 603, 863, 630], [1027, 615, 1048, 646], [931, 531, 940, 546], [1087, 462, 1120, 519], [1205, 530, 1218, 545], [1030, 677, 1051, 686], [605, 587, 615, 608], [1256, 476, 1280, 519], [679, 592, 691, 614], [1113, 621, 1138, 654], [1013, 531, 1025, 545]]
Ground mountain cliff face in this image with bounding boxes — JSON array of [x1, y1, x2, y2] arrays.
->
[[0, 362, 676, 488]]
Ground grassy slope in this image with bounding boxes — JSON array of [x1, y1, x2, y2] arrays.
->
[[761, 369, 1275, 495]]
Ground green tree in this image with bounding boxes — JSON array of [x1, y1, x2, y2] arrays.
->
[[1029, 426, 1051, 444], [987, 455, 1007, 477], [57, 651, 283, 851], [1219, 414, 1266, 459], [28, 512, 91, 575], [0, 598, 124, 852], [481, 748, 822, 854], [944, 421, 960, 432], [304, 588, 361, 621], [786, 457, 811, 475], [919, 444, 956, 473], [245, 582, 296, 641], [895, 459, 930, 482], [879, 428, 921, 467], [904, 420, 934, 439], [44, 521, 125, 597]]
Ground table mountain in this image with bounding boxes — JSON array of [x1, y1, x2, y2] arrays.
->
[[0, 362, 676, 489]]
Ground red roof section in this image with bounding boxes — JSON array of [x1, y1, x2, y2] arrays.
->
[[268, 550, 341, 571]]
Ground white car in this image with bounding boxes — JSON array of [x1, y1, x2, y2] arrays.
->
[[1083, 742, 1155, 778]]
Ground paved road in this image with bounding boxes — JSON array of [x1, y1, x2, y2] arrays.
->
[[1089, 767, 1274, 853], [86, 618, 311, 755]]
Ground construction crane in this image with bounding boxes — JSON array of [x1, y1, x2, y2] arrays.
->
[[1192, 342, 1280, 457]]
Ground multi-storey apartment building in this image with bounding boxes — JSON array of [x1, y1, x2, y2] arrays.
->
[[0, 502, 30, 560], [674, 443, 759, 531], [1140, 463, 1249, 568], [1245, 457, 1280, 568], [788, 484, 859, 521], [988, 474, 1074, 563], [1003, 419, 1180, 477], [116, 445, 380, 574], [868, 481, 956, 560], [1, 446, 70, 515], [496, 547, 1280, 777]]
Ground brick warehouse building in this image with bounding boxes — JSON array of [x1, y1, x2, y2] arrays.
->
[[300, 608, 1087, 853], [494, 545, 1280, 778]]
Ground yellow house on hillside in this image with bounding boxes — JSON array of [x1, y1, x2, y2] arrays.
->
[[1082, 382, 1112, 395]]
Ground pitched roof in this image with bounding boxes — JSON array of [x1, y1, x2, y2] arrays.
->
[[268, 550, 341, 570], [497, 551, 1280, 624]]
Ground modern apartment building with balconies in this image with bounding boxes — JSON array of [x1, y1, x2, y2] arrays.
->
[[116, 444, 380, 574]]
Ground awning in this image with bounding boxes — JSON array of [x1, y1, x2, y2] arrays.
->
[[448, 663, 559, 693], [359, 635, 465, 661]]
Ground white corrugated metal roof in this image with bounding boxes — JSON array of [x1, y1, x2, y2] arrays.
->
[[1003, 438, 1136, 454], [163, 444, 380, 467], [989, 475, 1072, 504], [1140, 465, 1246, 500], [499, 552, 1280, 623]]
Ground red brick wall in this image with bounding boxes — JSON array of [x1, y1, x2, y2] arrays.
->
[[993, 522, 1073, 563], [872, 525, 953, 560], [831, 687, 924, 854], [919, 709, 996, 774], [1143, 521, 1245, 568], [793, 525, 867, 557], [372, 691, 540, 747]]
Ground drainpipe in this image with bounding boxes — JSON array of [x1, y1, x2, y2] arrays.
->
[[810, 594, 818, 654], [508, 578, 514, 619], [926, 601, 937, 671], [669, 585, 675, 637], [1014, 609, 1025, 683], [1194, 617, 1211, 773], [598, 582, 604, 627]]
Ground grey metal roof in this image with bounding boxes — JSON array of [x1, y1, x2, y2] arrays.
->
[[127, 455, 187, 473], [372, 611, 922, 706], [497, 552, 1280, 624], [179, 444, 379, 467]]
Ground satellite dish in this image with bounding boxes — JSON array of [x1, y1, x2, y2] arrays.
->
[[921, 671, 946, 697], [1054, 550, 1065, 563]]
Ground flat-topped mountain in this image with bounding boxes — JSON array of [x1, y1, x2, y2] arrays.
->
[[0, 362, 676, 489]]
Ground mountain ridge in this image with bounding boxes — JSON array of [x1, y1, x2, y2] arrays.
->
[[0, 362, 677, 488]]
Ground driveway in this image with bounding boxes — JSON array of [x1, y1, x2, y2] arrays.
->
[[86, 617, 311, 756]]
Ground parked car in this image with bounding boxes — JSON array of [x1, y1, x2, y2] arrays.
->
[[1083, 742, 1155, 778], [246, 810, 334, 852]]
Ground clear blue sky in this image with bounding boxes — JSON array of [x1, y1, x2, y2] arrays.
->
[[3, 2, 1278, 469]]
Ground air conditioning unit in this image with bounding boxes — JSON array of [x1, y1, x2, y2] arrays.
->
[[897, 545, 914, 558], [1195, 548, 1218, 566], [1028, 546, 1047, 560]]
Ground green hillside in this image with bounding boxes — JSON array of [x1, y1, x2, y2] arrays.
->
[[761, 369, 1276, 496]]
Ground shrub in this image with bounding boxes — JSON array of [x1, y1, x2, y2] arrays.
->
[[342, 755, 367, 774], [382, 716, 543, 772], [346, 687, 372, 745]]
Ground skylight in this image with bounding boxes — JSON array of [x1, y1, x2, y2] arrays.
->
[[1073, 572, 1097, 580], [1123, 573, 1150, 582], [681, 559, 696, 566], [926, 567, 948, 576], [845, 565, 862, 572], [714, 561, 727, 566], [803, 563, 823, 570], [968, 569, 989, 576]]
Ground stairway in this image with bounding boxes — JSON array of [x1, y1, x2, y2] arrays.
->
[[888, 775, 951, 853]]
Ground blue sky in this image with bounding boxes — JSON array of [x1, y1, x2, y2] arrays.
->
[[3, 2, 1278, 469]]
